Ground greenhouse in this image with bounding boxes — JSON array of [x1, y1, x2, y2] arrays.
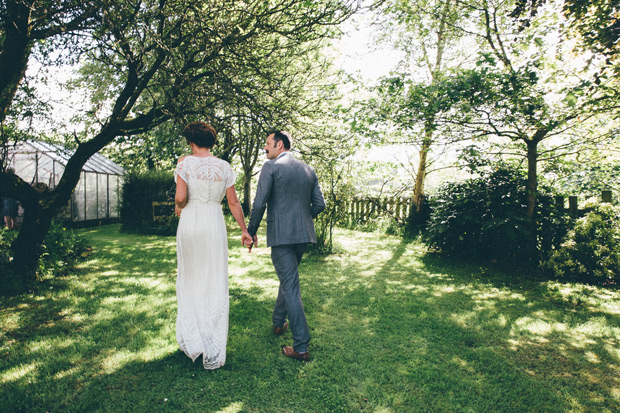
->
[[6, 140, 125, 225]]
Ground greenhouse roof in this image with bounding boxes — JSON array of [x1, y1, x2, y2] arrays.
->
[[12, 140, 125, 175]]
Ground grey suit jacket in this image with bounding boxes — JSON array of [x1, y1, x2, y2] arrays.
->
[[248, 152, 326, 247]]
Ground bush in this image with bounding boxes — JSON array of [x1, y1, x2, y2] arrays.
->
[[405, 197, 433, 236], [120, 170, 177, 235], [0, 228, 18, 266], [311, 195, 348, 254], [0, 221, 89, 292], [423, 168, 568, 268], [544, 201, 620, 283], [38, 221, 90, 278]]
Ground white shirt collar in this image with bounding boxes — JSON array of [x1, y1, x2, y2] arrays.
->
[[277, 151, 290, 159]]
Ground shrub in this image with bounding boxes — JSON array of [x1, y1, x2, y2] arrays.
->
[[544, 201, 620, 283], [423, 168, 568, 268], [311, 195, 349, 254], [405, 197, 434, 236], [38, 221, 90, 278], [0, 229, 18, 266], [120, 170, 176, 234], [152, 214, 180, 235], [0, 222, 89, 293]]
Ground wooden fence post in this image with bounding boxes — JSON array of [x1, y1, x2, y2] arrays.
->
[[555, 196, 565, 212]]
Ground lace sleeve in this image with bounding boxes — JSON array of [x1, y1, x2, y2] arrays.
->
[[175, 158, 188, 183], [225, 163, 236, 188]]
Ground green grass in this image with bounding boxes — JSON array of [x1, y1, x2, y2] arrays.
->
[[1, 224, 620, 412]]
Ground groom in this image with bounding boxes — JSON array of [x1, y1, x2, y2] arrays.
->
[[247, 130, 325, 362]]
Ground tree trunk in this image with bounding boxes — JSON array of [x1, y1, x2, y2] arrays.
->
[[0, 2, 32, 123], [523, 129, 548, 264], [242, 170, 252, 215], [525, 139, 538, 219], [11, 200, 55, 278], [413, 131, 433, 212], [525, 128, 548, 219]]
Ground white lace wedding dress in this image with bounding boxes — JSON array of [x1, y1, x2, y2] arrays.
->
[[175, 155, 235, 369]]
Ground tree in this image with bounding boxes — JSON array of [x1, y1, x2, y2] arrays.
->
[[0, 0, 358, 280], [450, 0, 619, 221], [511, 0, 619, 73], [368, 0, 476, 212], [0, 0, 100, 124]]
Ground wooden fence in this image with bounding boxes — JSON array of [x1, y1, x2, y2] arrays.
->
[[340, 190, 615, 224], [554, 190, 613, 216], [339, 197, 414, 223]]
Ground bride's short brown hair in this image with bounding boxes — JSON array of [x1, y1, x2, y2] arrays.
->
[[182, 121, 217, 149]]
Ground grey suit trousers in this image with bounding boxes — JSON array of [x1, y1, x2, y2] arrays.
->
[[271, 243, 309, 353]]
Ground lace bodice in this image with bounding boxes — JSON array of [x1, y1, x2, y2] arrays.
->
[[175, 156, 235, 204]]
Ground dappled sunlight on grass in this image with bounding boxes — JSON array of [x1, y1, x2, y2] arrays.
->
[[217, 401, 245, 412], [310, 227, 620, 410], [0, 362, 36, 384], [1, 224, 620, 411]]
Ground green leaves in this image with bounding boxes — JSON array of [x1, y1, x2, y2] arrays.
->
[[424, 167, 568, 268], [564, 92, 578, 108], [545, 202, 620, 282]]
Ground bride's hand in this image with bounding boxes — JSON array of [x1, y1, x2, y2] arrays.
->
[[241, 231, 253, 252]]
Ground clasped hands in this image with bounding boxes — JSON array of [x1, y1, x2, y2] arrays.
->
[[241, 231, 257, 253]]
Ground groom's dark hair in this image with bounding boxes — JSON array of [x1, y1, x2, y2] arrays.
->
[[183, 121, 217, 148], [269, 130, 291, 149]]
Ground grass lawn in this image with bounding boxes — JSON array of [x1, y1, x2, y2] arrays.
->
[[1, 223, 620, 412]]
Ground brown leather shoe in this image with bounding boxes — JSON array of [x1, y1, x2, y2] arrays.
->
[[273, 321, 288, 336], [282, 345, 309, 362]]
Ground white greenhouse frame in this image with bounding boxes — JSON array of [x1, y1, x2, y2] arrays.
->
[[6, 141, 125, 226]]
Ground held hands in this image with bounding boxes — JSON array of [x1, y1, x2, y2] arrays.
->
[[241, 230, 254, 253]]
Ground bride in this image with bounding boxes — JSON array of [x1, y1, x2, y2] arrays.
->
[[174, 121, 252, 369]]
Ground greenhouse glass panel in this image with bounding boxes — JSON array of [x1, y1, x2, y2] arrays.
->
[[109, 176, 120, 218], [98, 174, 108, 219], [85, 172, 98, 220], [73, 172, 86, 221]]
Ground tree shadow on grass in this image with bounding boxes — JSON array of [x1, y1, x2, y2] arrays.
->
[[300, 232, 620, 411], [2, 226, 620, 411], [417, 252, 620, 408], [0, 225, 357, 411]]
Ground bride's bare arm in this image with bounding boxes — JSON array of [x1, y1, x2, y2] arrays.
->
[[226, 185, 253, 248], [175, 157, 188, 210]]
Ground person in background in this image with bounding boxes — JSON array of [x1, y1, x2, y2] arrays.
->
[[3, 168, 19, 230]]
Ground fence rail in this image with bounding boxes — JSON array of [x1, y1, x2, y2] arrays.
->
[[340, 197, 414, 223]]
